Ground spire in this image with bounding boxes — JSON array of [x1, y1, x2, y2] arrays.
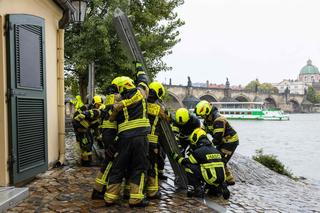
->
[[225, 77, 230, 89], [307, 59, 312, 65]]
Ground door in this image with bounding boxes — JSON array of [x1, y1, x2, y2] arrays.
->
[[6, 14, 47, 184]]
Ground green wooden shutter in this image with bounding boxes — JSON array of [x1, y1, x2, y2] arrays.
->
[[6, 14, 47, 184]]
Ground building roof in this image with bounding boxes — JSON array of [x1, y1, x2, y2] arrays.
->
[[300, 59, 320, 75]]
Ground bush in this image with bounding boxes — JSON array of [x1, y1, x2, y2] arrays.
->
[[252, 149, 296, 180]]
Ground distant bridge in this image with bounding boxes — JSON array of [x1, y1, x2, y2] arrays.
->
[[164, 85, 309, 113]]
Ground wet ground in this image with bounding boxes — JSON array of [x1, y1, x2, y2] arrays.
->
[[7, 133, 320, 212], [7, 166, 212, 213]]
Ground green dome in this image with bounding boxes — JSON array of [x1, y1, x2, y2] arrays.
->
[[300, 59, 319, 75]]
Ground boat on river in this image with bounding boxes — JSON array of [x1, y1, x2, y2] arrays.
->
[[213, 102, 290, 121]]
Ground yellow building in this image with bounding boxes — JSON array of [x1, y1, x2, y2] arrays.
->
[[0, 0, 74, 186]]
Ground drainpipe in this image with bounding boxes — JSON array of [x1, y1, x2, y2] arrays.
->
[[56, 29, 65, 167]]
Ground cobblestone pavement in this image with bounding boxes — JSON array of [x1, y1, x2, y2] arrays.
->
[[7, 166, 212, 213], [7, 134, 213, 213], [7, 134, 320, 212]]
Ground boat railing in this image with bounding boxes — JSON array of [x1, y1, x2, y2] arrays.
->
[[211, 102, 265, 110]]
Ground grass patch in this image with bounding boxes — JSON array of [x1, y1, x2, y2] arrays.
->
[[252, 149, 297, 180]]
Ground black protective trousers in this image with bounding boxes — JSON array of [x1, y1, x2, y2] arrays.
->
[[100, 128, 117, 172], [108, 135, 149, 185], [72, 121, 93, 153], [186, 164, 225, 187]]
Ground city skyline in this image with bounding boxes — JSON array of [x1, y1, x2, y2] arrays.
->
[[155, 0, 320, 86]]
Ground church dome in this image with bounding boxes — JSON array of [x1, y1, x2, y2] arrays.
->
[[300, 59, 319, 75]]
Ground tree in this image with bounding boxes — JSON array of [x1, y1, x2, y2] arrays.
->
[[259, 83, 279, 94], [244, 79, 278, 93], [65, 0, 185, 100], [64, 71, 79, 98], [306, 86, 320, 103], [244, 79, 260, 92]]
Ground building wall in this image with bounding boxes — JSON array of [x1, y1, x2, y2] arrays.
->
[[0, 0, 63, 186], [275, 80, 306, 95], [299, 74, 320, 83]]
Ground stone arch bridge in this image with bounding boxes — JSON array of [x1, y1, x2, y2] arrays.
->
[[164, 85, 307, 113]]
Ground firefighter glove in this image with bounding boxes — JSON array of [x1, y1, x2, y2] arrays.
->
[[74, 113, 85, 122], [113, 101, 124, 113]]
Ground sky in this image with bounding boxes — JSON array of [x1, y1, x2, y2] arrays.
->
[[155, 0, 320, 86]]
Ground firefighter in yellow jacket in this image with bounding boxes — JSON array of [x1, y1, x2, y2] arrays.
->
[[92, 85, 120, 199], [195, 100, 239, 185], [104, 63, 150, 207], [146, 81, 170, 199], [72, 95, 102, 166], [172, 128, 230, 199]]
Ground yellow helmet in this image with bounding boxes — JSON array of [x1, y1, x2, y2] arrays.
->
[[175, 108, 190, 125], [189, 128, 207, 145], [149, 81, 165, 99], [112, 76, 135, 94], [92, 95, 103, 105], [111, 76, 122, 87], [195, 100, 211, 117]]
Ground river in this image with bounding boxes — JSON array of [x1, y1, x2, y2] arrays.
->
[[230, 113, 320, 182]]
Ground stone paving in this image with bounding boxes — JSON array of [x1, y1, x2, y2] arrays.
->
[[7, 133, 320, 213], [7, 134, 213, 213]]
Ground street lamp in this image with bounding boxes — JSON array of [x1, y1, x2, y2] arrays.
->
[[71, 0, 89, 23]]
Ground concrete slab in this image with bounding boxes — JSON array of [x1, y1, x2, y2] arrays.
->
[[0, 187, 29, 213]]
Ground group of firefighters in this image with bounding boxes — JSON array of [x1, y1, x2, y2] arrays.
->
[[71, 62, 239, 207]]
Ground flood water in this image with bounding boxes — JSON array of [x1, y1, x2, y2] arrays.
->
[[230, 113, 320, 181]]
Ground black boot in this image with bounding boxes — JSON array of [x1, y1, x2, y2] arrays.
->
[[81, 159, 92, 167], [221, 183, 230, 200], [122, 194, 130, 200], [91, 189, 104, 200], [105, 202, 116, 207], [148, 191, 162, 200], [129, 199, 149, 208], [193, 185, 205, 198], [187, 185, 195, 197], [207, 186, 222, 197]]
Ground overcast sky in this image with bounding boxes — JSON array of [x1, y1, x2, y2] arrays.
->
[[155, 0, 320, 86]]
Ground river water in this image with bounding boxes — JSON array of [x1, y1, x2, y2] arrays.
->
[[230, 113, 320, 182]]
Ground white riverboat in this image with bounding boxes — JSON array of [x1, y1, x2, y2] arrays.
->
[[213, 102, 290, 121]]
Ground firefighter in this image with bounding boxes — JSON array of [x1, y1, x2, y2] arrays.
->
[[171, 128, 230, 199], [173, 108, 201, 155], [92, 85, 120, 200], [72, 96, 102, 166], [195, 100, 239, 185], [89, 95, 105, 149], [70, 95, 84, 110], [146, 81, 170, 199], [104, 63, 150, 207]]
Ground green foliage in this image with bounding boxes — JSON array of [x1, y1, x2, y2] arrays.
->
[[64, 72, 79, 97], [245, 79, 260, 92], [245, 79, 278, 93], [65, 0, 185, 99], [252, 149, 296, 180], [162, 87, 172, 102], [306, 86, 320, 103], [259, 83, 279, 93]]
